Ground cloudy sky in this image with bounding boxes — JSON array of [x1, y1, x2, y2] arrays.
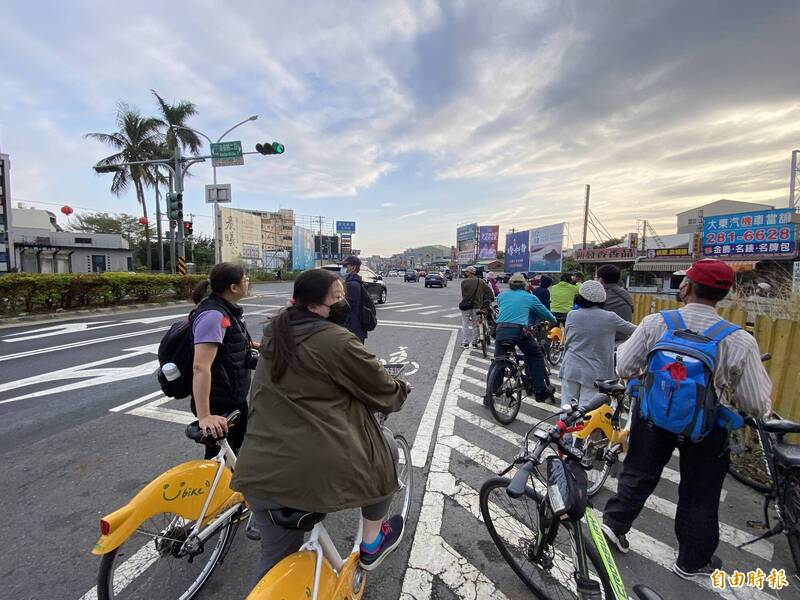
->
[[2, 0, 799, 256]]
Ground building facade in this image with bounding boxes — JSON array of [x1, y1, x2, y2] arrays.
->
[[0, 153, 13, 272], [14, 227, 132, 273], [676, 199, 774, 234]]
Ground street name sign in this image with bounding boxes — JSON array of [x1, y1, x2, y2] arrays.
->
[[211, 141, 244, 167]]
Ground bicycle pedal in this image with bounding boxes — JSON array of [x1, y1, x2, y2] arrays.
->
[[746, 519, 768, 530]]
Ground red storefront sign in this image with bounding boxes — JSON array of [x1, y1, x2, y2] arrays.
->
[[575, 247, 637, 262]]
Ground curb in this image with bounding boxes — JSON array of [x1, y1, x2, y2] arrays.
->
[[0, 300, 193, 327]]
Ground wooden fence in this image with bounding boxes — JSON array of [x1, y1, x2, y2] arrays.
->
[[632, 294, 800, 422]]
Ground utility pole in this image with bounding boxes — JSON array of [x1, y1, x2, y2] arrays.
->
[[641, 219, 648, 253], [582, 184, 590, 250], [173, 143, 187, 275], [790, 150, 799, 210], [154, 178, 164, 272], [189, 213, 195, 264]]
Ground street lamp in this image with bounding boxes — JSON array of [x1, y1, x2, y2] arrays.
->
[[171, 115, 260, 263]]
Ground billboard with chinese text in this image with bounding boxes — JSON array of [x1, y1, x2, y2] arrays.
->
[[220, 206, 263, 265], [456, 223, 478, 264], [504, 230, 529, 273], [292, 226, 315, 271], [702, 208, 795, 258], [478, 225, 500, 260]]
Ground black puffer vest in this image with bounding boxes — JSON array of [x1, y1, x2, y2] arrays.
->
[[191, 293, 252, 411]]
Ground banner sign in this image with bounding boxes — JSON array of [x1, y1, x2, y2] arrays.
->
[[457, 223, 478, 242], [335, 221, 356, 234], [340, 233, 352, 254], [504, 230, 529, 273], [645, 247, 690, 258], [576, 247, 638, 262], [478, 225, 500, 260], [292, 226, 315, 271], [528, 223, 565, 273], [702, 208, 795, 257]]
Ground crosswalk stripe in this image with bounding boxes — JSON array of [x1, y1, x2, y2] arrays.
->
[[376, 303, 423, 310], [418, 308, 453, 315], [396, 305, 440, 313], [442, 312, 462, 318]]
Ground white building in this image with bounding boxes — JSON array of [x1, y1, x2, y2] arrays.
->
[[0, 153, 13, 272], [12, 207, 132, 273], [676, 199, 774, 234]]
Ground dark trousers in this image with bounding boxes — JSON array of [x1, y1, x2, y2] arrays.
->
[[494, 325, 548, 394], [603, 409, 730, 570], [200, 401, 248, 460], [552, 312, 568, 327]]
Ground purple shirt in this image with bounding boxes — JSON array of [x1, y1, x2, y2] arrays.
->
[[192, 310, 228, 345]]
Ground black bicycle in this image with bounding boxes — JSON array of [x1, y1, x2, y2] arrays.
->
[[480, 394, 665, 600], [736, 414, 800, 579], [485, 336, 552, 425]]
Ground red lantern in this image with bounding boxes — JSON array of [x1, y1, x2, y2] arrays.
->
[[60, 205, 73, 216], [138, 217, 149, 226]]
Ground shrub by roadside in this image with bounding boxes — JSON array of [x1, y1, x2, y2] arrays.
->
[[0, 273, 207, 316]]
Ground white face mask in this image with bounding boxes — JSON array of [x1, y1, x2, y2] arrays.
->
[[340, 267, 348, 276]]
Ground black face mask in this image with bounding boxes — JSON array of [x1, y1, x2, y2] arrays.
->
[[326, 300, 350, 325]]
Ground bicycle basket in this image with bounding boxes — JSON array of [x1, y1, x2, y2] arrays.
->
[[546, 456, 587, 522]]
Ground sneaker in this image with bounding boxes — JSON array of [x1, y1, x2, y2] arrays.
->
[[600, 523, 629, 554], [472, 342, 480, 348], [462, 342, 470, 348], [533, 384, 556, 403], [359, 515, 405, 571], [672, 555, 723, 580], [245, 514, 261, 541], [523, 377, 534, 396]]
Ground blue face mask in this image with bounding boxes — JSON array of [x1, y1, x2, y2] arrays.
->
[[340, 267, 348, 276]]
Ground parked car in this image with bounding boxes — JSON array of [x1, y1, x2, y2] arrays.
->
[[425, 272, 447, 288], [397, 270, 406, 277], [321, 264, 388, 304], [388, 270, 398, 277], [404, 271, 419, 282], [443, 269, 453, 280]]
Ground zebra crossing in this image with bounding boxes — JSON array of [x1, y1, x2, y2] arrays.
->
[[377, 300, 462, 318], [401, 346, 782, 600]]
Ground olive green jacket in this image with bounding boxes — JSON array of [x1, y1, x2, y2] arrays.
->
[[231, 311, 407, 513]]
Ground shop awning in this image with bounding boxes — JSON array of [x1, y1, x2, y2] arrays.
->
[[723, 261, 759, 273], [634, 260, 693, 272]]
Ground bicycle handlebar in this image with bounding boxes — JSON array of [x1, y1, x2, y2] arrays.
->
[[507, 460, 537, 498]]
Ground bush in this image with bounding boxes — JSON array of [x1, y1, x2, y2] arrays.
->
[[0, 273, 207, 316]]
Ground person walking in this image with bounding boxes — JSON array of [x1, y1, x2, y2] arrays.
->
[[460, 266, 494, 348], [491, 273, 557, 401], [275, 268, 282, 281], [531, 274, 553, 310], [231, 269, 410, 580], [485, 272, 501, 297], [601, 259, 772, 580], [189, 262, 258, 459], [550, 273, 580, 325], [341, 255, 373, 344], [595, 264, 634, 344], [559, 280, 636, 407]]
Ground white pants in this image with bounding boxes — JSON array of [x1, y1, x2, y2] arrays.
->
[[561, 378, 597, 409], [461, 309, 478, 344]]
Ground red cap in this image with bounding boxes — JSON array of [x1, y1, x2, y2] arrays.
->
[[687, 259, 735, 289]]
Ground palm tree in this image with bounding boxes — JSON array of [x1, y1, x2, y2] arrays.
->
[[151, 90, 202, 272], [86, 102, 163, 270]]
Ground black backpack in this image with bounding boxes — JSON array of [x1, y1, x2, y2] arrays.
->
[[360, 285, 378, 332], [157, 313, 196, 399]]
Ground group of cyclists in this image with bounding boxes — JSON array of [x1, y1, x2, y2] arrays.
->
[[460, 259, 774, 581], [179, 256, 774, 591]]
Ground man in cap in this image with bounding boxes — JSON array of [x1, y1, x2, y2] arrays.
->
[[460, 266, 494, 348], [342, 255, 371, 343], [601, 259, 772, 579]]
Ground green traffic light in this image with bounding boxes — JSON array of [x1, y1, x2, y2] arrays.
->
[[272, 142, 284, 154]]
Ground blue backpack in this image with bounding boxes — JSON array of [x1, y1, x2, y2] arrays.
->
[[640, 310, 740, 442]]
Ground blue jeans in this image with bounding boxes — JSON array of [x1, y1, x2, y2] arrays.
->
[[494, 324, 548, 394]]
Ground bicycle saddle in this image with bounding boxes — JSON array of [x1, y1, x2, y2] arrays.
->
[[185, 410, 241, 446], [773, 443, 800, 468], [266, 507, 326, 532], [633, 584, 664, 600], [594, 379, 625, 394], [761, 419, 800, 435]]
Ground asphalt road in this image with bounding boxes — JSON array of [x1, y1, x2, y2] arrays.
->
[[0, 277, 795, 599]]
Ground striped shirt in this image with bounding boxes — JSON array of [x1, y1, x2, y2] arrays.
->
[[616, 303, 772, 418]]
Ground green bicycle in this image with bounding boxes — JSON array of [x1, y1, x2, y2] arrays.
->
[[480, 394, 665, 600]]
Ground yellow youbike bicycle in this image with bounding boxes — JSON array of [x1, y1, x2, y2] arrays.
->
[[247, 363, 413, 600], [91, 411, 247, 600]]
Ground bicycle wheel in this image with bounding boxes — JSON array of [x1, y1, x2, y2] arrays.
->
[[479, 476, 614, 599], [728, 426, 772, 493], [387, 434, 414, 523], [782, 468, 800, 577], [547, 342, 563, 366], [575, 430, 611, 497], [486, 361, 522, 425], [97, 510, 236, 600], [480, 321, 489, 358]]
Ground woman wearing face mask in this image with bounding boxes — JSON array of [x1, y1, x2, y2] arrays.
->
[[231, 268, 410, 582]]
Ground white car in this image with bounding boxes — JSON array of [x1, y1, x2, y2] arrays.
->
[[388, 270, 398, 277]]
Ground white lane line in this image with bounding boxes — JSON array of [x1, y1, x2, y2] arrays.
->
[[109, 391, 164, 412], [410, 330, 458, 468], [127, 396, 195, 425], [442, 312, 463, 318], [417, 308, 453, 315], [79, 541, 160, 600], [376, 303, 423, 311], [378, 320, 460, 330], [395, 305, 440, 313], [0, 326, 169, 363]]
